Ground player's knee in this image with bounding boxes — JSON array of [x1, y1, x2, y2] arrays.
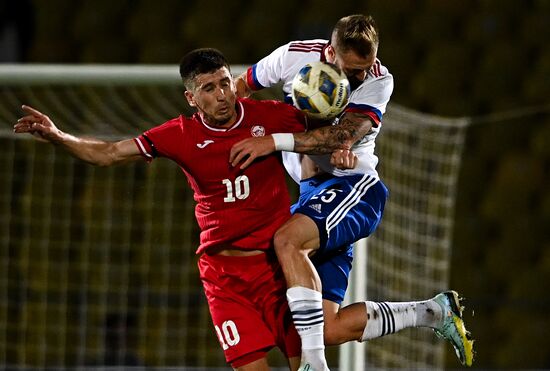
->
[[274, 224, 317, 265], [273, 229, 296, 257]]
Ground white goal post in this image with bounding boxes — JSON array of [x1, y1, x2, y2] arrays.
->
[[0, 65, 469, 370]]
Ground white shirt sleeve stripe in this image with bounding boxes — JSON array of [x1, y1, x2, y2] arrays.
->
[[134, 137, 153, 159]]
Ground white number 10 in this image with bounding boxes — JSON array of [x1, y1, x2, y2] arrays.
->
[[222, 175, 250, 202], [215, 320, 240, 350]]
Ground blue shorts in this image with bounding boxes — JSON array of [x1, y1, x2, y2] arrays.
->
[[291, 173, 388, 304], [310, 245, 354, 304]]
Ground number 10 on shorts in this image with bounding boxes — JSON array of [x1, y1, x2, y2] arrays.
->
[[215, 320, 240, 349]]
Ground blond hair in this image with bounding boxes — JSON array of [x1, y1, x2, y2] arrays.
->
[[331, 15, 379, 57]]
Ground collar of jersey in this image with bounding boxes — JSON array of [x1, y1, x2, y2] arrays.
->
[[199, 100, 244, 132]]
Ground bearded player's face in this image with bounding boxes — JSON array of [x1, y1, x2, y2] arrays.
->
[[185, 67, 237, 127]]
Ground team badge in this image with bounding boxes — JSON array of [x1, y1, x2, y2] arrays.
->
[[251, 125, 265, 137]]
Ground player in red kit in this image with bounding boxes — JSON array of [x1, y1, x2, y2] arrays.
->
[[134, 87, 304, 255], [13, 48, 351, 371]]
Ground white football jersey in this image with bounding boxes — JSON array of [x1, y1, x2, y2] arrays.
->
[[245, 39, 394, 183]]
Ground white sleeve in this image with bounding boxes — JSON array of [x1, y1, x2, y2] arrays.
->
[[346, 62, 394, 125], [349, 73, 394, 114], [247, 43, 290, 89], [246, 39, 328, 93]]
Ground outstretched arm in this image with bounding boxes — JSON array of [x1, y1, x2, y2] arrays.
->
[[13, 105, 142, 166], [230, 111, 373, 169]]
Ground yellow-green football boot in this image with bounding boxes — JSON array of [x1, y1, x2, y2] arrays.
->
[[433, 290, 475, 366]]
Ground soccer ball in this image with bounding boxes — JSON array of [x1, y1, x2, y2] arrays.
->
[[291, 61, 350, 120]]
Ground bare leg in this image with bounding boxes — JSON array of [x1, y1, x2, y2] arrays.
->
[[234, 356, 269, 371], [323, 299, 367, 345], [288, 356, 301, 371], [233, 355, 300, 371], [323, 296, 447, 345], [274, 213, 329, 370], [274, 213, 320, 290]]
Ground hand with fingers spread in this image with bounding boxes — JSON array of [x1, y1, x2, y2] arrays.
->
[[230, 135, 276, 170], [330, 149, 358, 170], [13, 105, 63, 143], [13, 104, 141, 166]]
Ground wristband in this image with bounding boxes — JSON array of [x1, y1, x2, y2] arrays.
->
[[272, 133, 295, 151]]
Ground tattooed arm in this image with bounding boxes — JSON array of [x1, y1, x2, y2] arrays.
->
[[293, 112, 373, 154], [230, 111, 373, 169]]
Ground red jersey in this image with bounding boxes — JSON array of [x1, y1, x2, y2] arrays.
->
[[134, 98, 306, 255]]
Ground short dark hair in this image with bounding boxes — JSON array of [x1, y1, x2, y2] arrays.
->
[[179, 48, 231, 90], [331, 15, 379, 57]]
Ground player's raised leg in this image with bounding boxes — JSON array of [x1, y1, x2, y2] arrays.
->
[[274, 214, 330, 371], [321, 290, 474, 367]]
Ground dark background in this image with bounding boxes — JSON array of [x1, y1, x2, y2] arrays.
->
[[1, 0, 549, 368]]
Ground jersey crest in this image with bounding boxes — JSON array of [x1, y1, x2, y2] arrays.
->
[[251, 125, 265, 137]]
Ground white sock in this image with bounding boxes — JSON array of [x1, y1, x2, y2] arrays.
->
[[361, 299, 443, 341], [415, 299, 443, 327], [286, 286, 328, 368]]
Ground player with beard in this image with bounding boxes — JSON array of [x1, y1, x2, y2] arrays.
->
[[233, 14, 474, 370]]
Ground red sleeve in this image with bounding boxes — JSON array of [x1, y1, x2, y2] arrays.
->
[[134, 117, 183, 161]]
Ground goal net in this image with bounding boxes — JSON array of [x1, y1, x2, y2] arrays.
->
[[363, 106, 469, 368], [0, 65, 469, 370]]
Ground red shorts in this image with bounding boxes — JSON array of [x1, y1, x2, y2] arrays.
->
[[199, 251, 300, 366]]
